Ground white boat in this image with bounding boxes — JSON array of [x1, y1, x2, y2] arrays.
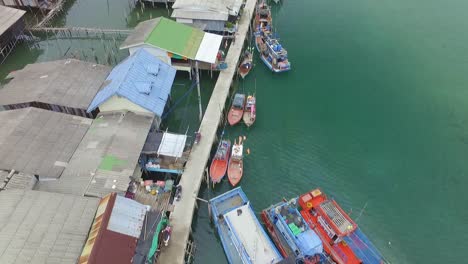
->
[[210, 187, 283, 264]]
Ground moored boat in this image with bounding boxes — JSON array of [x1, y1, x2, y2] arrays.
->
[[255, 0, 272, 34], [243, 95, 256, 127], [228, 93, 246, 126], [238, 50, 253, 79], [261, 199, 327, 264], [227, 140, 243, 186], [210, 187, 283, 264], [209, 140, 231, 184], [255, 33, 291, 73], [299, 189, 388, 264]]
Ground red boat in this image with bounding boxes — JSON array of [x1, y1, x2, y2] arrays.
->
[[209, 140, 231, 184], [298, 189, 385, 264], [227, 141, 243, 186], [228, 93, 246, 126]]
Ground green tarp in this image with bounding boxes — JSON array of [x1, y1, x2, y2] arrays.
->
[[288, 223, 302, 236], [148, 216, 169, 261]]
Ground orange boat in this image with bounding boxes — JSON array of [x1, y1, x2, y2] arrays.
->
[[209, 140, 231, 184], [228, 93, 245, 126], [227, 141, 243, 186], [299, 189, 386, 264]]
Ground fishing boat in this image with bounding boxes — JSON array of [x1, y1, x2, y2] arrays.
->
[[261, 199, 327, 263], [255, 33, 291, 73], [263, 188, 387, 264], [228, 93, 245, 126], [209, 187, 283, 264], [255, 0, 272, 34], [209, 140, 231, 184], [238, 50, 253, 79], [243, 95, 256, 127], [227, 140, 243, 186]]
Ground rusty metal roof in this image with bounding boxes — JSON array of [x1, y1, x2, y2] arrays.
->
[[79, 193, 147, 264]]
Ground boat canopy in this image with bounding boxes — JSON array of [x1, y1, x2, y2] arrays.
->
[[296, 230, 323, 256], [246, 96, 256, 106], [224, 204, 283, 264], [233, 93, 246, 108], [232, 144, 243, 158], [214, 140, 229, 159]]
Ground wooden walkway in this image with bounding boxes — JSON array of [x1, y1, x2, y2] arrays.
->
[[29, 26, 131, 35], [156, 0, 257, 262]]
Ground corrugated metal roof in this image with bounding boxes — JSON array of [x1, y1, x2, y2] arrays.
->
[[171, 9, 228, 21], [0, 6, 25, 36], [0, 170, 36, 190], [120, 18, 160, 49], [172, 0, 243, 17], [141, 131, 164, 154], [0, 189, 99, 264], [78, 193, 147, 264], [35, 111, 154, 197], [0, 108, 92, 178], [87, 48, 176, 117], [107, 195, 147, 238], [144, 17, 204, 59], [157, 132, 188, 158], [195, 32, 223, 64], [0, 59, 111, 110]]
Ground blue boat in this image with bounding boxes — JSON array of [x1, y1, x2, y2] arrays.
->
[[261, 199, 334, 264], [210, 187, 283, 264], [255, 32, 291, 73]]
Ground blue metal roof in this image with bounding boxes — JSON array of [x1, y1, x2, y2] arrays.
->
[[87, 48, 176, 116]]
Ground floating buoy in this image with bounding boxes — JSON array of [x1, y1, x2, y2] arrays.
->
[[246, 148, 251, 155], [243, 136, 247, 141]]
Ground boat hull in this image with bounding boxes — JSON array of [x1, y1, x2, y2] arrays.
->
[[243, 112, 255, 127], [255, 35, 291, 73], [238, 54, 253, 79], [260, 210, 293, 258], [238, 67, 251, 79], [228, 109, 243, 126], [227, 160, 243, 186], [210, 160, 228, 183]]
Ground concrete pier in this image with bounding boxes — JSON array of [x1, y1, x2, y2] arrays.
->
[[157, 0, 257, 262]]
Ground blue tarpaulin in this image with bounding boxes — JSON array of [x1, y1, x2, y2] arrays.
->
[[296, 229, 323, 256]]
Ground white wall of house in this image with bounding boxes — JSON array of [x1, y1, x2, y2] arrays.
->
[[129, 44, 171, 65], [175, 18, 194, 24], [98, 95, 152, 114]]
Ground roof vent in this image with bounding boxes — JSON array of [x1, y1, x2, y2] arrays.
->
[[135, 81, 153, 95], [146, 63, 160, 76]]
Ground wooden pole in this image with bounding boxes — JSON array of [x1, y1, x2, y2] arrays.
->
[[195, 61, 203, 121]]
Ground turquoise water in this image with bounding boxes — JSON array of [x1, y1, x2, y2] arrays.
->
[[2, 0, 468, 263], [193, 1, 468, 264]]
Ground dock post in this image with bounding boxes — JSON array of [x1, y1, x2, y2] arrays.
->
[[195, 61, 203, 121]]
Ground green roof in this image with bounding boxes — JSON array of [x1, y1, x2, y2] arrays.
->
[[145, 17, 204, 59]]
